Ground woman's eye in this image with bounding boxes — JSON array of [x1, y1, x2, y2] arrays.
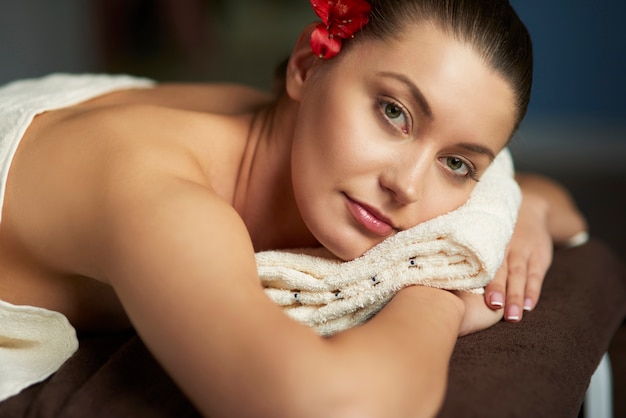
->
[[378, 99, 410, 134], [446, 157, 468, 174], [385, 103, 403, 119], [440, 156, 479, 182]]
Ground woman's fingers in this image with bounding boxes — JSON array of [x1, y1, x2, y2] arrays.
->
[[502, 249, 528, 322], [485, 249, 528, 322], [484, 243, 553, 322], [485, 260, 507, 310], [523, 244, 553, 312]]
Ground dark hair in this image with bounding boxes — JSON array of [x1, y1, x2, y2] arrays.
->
[[357, 0, 533, 130]]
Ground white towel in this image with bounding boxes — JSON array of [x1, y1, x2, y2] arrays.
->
[[257, 148, 521, 336], [0, 73, 154, 401], [0, 300, 78, 402]]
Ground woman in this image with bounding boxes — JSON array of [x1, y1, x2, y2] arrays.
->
[[0, 0, 586, 416]]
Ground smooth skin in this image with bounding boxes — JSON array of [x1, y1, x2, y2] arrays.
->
[[0, 24, 585, 417]]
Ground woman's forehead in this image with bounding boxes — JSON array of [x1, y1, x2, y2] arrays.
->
[[336, 25, 517, 150]]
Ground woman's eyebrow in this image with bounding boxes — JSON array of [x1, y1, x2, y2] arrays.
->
[[457, 142, 496, 162], [377, 71, 433, 120], [376, 71, 496, 162]]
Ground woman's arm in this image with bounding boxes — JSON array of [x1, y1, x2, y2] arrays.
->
[[484, 172, 588, 321], [15, 102, 481, 417], [94, 176, 466, 418]]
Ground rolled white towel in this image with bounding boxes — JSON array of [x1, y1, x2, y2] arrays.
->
[[257, 148, 521, 336]]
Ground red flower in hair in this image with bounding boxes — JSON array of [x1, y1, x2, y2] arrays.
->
[[310, 0, 371, 59]]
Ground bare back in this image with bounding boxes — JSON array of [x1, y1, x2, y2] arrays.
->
[[0, 83, 270, 330]]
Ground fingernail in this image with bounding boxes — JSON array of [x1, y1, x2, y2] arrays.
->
[[490, 292, 504, 308], [507, 305, 521, 322], [523, 298, 533, 311]]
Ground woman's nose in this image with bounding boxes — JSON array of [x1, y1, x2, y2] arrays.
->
[[379, 158, 427, 205]]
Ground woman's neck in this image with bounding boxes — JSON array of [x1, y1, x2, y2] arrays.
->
[[234, 95, 319, 252]]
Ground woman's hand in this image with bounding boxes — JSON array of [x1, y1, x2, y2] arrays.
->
[[484, 194, 553, 322], [483, 173, 588, 322]]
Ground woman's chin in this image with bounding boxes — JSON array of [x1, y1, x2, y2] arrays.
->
[[322, 238, 377, 262]]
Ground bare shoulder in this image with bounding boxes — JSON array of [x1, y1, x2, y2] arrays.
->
[[4, 103, 251, 281]]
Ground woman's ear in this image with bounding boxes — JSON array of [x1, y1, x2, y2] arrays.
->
[[285, 23, 320, 102]]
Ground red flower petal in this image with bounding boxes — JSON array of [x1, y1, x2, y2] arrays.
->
[[328, 0, 371, 38], [310, 0, 331, 26], [310, 0, 371, 39], [310, 24, 343, 59]]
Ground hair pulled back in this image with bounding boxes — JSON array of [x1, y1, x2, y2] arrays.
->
[[358, 0, 533, 130]]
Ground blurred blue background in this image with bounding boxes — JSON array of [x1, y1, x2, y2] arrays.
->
[[512, 1, 625, 119], [507, 0, 626, 176], [0, 0, 625, 253]]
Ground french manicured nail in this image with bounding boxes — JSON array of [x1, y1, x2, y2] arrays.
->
[[523, 298, 533, 311], [490, 292, 504, 308], [507, 305, 521, 322]]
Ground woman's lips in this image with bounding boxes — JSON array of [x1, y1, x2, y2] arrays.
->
[[345, 195, 395, 237]]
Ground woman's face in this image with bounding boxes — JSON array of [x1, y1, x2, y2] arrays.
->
[[290, 24, 517, 260]]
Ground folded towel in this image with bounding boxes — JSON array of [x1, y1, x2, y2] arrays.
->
[[0, 300, 79, 402], [257, 148, 521, 335], [0, 73, 154, 401]]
